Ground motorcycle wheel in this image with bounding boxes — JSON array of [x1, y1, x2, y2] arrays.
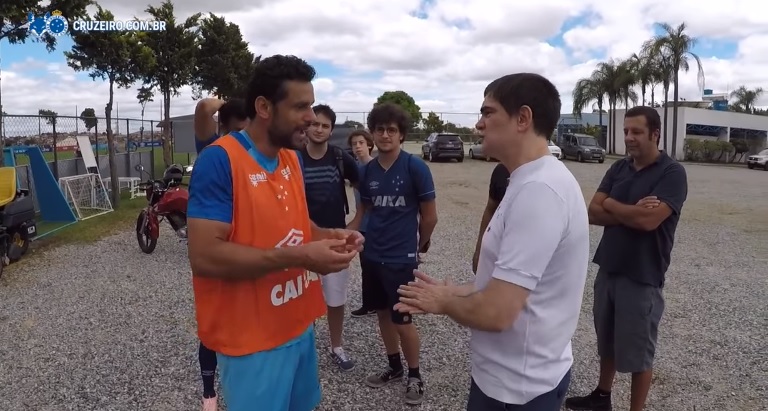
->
[[136, 210, 158, 254], [9, 231, 30, 262]]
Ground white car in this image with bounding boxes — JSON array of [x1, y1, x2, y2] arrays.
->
[[548, 140, 562, 159], [746, 149, 768, 170]]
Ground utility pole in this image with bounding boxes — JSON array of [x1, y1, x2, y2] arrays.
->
[[0, 41, 5, 141]]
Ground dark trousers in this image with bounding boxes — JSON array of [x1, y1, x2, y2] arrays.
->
[[466, 369, 571, 411]]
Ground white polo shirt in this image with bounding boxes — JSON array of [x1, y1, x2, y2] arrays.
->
[[471, 155, 589, 404]]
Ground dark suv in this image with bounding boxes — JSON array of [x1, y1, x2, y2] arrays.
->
[[559, 133, 605, 163], [421, 133, 464, 162]]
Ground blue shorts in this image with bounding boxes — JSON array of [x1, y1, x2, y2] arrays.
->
[[216, 325, 321, 411]]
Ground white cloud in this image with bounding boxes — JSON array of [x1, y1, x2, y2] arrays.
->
[[3, 0, 768, 135]]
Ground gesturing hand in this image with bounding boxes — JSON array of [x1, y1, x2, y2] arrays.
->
[[326, 229, 365, 253], [636, 196, 661, 209], [395, 270, 453, 315], [303, 239, 357, 275]]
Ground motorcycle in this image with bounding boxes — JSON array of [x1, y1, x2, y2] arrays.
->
[[0, 167, 37, 279], [134, 163, 189, 254]]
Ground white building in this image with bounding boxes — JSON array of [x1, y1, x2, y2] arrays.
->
[[608, 104, 768, 161]]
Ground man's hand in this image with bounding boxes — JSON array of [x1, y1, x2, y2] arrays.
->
[[329, 229, 364, 253], [395, 270, 455, 314], [636, 196, 661, 208], [301, 239, 358, 275]]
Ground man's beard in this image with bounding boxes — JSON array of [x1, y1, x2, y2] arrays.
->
[[268, 123, 306, 149]]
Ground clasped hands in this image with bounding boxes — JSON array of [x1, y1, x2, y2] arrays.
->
[[636, 196, 661, 208], [304, 229, 364, 275]]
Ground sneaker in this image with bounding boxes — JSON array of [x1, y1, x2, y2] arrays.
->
[[364, 367, 404, 388], [330, 347, 356, 372], [351, 307, 375, 317], [201, 395, 217, 411], [564, 389, 612, 410], [405, 377, 425, 405]]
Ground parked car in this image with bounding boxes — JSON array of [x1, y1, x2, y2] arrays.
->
[[421, 133, 464, 162], [560, 133, 605, 163], [468, 138, 497, 161], [746, 149, 768, 170], [548, 140, 562, 159]]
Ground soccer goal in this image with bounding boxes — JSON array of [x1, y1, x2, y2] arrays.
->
[[58, 173, 113, 220]]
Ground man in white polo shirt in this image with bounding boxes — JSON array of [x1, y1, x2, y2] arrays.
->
[[396, 72, 589, 410]]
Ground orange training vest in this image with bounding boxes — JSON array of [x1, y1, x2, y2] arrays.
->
[[192, 135, 327, 356]]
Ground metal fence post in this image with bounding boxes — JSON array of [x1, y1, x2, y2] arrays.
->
[[125, 118, 131, 177], [150, 120, 155, 178]]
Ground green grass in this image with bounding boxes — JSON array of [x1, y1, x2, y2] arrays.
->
[[32, 191, 148, 253]]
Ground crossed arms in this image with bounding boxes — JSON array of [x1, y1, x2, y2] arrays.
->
[[588, 163, 688, 232]]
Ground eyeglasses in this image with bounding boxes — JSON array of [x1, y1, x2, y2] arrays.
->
[[373, 126, 399, 136]]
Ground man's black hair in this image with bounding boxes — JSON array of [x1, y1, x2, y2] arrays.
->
[[218, 98, 247, 125], [625, 106, 662, 145], [484, 73, 561, 138], [244, 55, 316, 119], [366, 103, 411, 141], [313, 104, 336, 130]]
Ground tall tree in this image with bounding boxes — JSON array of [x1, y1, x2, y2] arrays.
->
[[0, 0, 90, 51], [65, 6, 155, 207], [193, 13, 255, 100], [643, 41, 675, 153], [137, 86, 154, 143], [593, 60, 623, 154], [647, 22, 705, 159], [421, 111, 444, 134], [38, 109, 59, 177], [375, 91, 422, 129], [141, 0, 201, 167], [729, 86, 764, 113], [79, 107, 97, 132]]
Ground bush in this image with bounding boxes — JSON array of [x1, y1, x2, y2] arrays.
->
[[683, 139, 734, 162]]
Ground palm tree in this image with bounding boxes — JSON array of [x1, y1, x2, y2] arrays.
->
[[572, 72, 608, 147], [729, 86, 764, 113], [643, 40, 675, 153], [594, 60, 624, 153], [629, 52, 654, 105], [616, 58, 639, 110], [646, 22, 705, 158]]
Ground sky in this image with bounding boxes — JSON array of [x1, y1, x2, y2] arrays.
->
[[2, 0, 768, 134]]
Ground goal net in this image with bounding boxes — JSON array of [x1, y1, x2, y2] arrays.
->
[[58, 174, 113, 220]]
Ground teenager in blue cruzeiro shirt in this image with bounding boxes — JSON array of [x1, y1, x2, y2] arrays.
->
[[357, 103, 438, 406], [190, 96, 248, 410]]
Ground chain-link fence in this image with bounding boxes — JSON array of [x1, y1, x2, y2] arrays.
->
[[0, 114, 161, 211]]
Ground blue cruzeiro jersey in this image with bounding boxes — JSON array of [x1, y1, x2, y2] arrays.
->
[[359, 150, 436, 263]]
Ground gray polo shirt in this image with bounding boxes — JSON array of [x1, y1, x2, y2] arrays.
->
[[471, 156, 589, 404], [592, 152, 688, 287]]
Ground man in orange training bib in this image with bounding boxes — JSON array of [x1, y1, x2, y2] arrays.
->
[[187, 54, 364, 411]]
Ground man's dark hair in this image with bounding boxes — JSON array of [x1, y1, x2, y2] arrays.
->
[[484, 73, 561, 138], [367, 103, 411, 141], [218, 98, 247, 125], [313, 104, 336, 130], [625, 106, 661, 145], [348, 129, 374, 152], [244, 55, 316, 119]]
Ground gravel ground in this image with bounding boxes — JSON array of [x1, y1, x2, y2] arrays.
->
[[1, 144, 766, 411]]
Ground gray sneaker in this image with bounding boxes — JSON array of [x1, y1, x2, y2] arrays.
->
[[405, 377, 425, 405], [330, 347, 356, 372], [364, 367, 404, 388]]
